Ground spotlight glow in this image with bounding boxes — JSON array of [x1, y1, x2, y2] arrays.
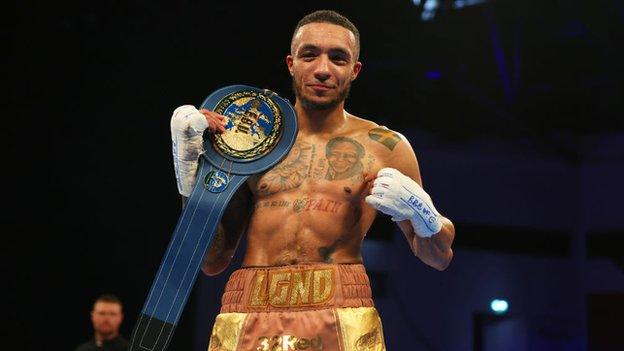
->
[[490, 299, 509, 314]]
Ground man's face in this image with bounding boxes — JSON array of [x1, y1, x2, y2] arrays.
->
[[327, 141, 360, 173], [91, 301, 123, 337], [287, 22, 362, 110]]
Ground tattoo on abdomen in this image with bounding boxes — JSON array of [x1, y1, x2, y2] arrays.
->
[[257, 142, 314, 195], [318, 238, 343, 263], [318, 247, 335, 263], [368, 127, 402, 150]]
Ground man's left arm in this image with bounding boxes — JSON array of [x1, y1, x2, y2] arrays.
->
[[365, 134, 455, 270]]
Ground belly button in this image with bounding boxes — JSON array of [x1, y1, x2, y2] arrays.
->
[[344, 187, 352, 194]]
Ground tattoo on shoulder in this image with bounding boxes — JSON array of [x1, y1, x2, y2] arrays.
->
[[368, 127, 402, 151]]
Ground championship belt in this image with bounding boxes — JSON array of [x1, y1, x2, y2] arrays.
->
[[129, 85, 298, 351]]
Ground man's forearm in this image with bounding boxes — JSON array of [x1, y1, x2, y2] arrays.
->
[[411, 217, 455, 270]]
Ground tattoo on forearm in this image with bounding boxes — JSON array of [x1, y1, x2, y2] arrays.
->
[[292, 197, 342, 213], [368, 127, 402, 150]]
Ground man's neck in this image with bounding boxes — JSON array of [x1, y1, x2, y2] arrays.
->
[[95, 331, 119, 344], [295, 101, 347, 135]]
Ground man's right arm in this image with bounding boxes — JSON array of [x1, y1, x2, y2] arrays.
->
[[170, 105, 225, 198], [171, 105, 250, 275], [200, 183, 253, 275]]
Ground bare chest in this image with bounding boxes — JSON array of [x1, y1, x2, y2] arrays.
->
[[249, 136, 378, 199]]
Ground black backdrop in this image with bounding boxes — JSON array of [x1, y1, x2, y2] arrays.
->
[[7, 2, 423, 349], [6, 1, 623, 350]]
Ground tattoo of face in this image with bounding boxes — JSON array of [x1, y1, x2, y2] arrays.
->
[[368, 127, 402, 150], [324, 137, 365, 181], [257, 142, 314, 195]]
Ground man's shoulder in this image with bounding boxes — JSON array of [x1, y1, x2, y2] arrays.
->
[[345, 114, 409, 156], [346, 113, 379, 132], [108, 335, 130, 350], [74, 336, 129, 351], [74, 340, 95, 351], [346, 113, 404, 140]]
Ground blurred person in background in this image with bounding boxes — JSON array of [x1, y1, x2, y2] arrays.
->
[[75, 294, 129, 351]]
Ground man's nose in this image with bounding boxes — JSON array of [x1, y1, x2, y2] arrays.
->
[[313, 55, 331, 81]]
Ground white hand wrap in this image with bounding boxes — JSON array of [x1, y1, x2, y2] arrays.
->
[[365, 167, 442, 238], [170, 105, 209, 197]]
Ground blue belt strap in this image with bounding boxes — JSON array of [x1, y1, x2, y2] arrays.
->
[[130, 85, 297, 351]]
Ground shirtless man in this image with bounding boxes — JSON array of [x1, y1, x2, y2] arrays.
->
[[170, 10, 454, 351]]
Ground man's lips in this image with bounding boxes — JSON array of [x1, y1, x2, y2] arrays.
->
[[307, 84, 333, 91]]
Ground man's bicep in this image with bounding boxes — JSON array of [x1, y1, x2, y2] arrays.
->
[[385, 134, 423, 186]]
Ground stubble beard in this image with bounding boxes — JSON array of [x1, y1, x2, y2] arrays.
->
[[293, 79, 351, 111]]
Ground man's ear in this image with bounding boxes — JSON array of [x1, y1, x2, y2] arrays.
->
[[351, 61, 362, 81], [286, 55, 294, 76]]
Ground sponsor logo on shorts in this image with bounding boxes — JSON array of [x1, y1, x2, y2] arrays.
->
[[256, 334, 322, 351], [249, 268, 334, 308]]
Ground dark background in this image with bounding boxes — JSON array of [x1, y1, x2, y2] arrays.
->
[[6, 1, 623, 350]]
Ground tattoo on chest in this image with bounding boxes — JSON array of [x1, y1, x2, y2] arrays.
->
[[292, 197, 342, 213], [368, 127, 402, 150], [257, 142, 314, 195], [255, 197, 343, 214], [324, 137, 366, 181], [257, 137, 376, 195], [255, 200, 291, 209]]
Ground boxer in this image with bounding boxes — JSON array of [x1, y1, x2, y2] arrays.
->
[[170, 10, 455, 351]]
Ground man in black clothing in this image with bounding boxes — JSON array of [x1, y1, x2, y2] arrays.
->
[[75, 294, 129, 351]]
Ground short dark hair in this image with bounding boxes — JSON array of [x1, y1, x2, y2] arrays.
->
[[93, 293, 123, 309], [326, 136, 365, 158], [291, 10, 360, 60]]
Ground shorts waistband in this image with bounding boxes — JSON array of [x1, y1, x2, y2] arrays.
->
[[220, 263, 374, 313]]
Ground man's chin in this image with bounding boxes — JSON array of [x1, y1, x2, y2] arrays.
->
[[97, 328, 114, 336], [300, 97, 340, 111], [293, 81, 350, 111]]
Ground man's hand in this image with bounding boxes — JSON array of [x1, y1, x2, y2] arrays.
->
[[170, 105, 227, 197], [365, 168, 442, 238], [171, 105, 227, 135]]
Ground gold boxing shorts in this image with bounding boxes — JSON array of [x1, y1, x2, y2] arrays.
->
[[208, 263, 386, 351]]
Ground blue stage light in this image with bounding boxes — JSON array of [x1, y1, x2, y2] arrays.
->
[[490, 299, 509, 314]]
